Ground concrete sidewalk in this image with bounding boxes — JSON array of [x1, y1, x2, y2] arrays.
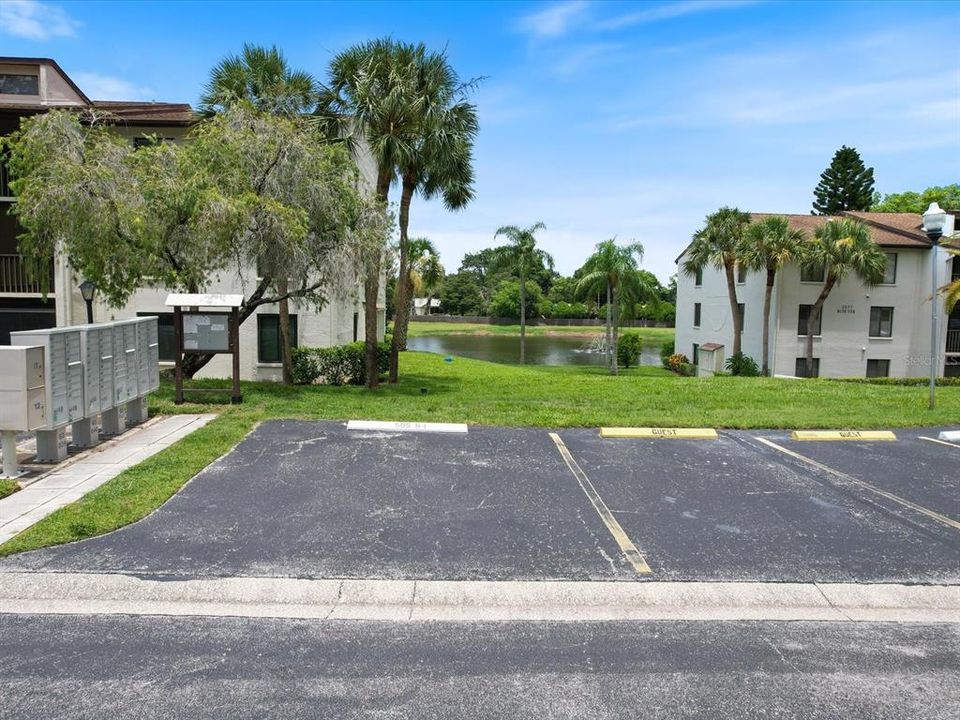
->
[[1, 573, 956, 623], [0, 414, 216, 545]]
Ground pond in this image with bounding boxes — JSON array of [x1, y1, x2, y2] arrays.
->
[[406, 333, 663, 367]]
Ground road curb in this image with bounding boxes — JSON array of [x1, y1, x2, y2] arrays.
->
[[0, 573, 957, 623]]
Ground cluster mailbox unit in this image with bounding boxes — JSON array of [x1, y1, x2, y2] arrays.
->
[[2, 317, 160, 473], [0, 346, 46, 478]]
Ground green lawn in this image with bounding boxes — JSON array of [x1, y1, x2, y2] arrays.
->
[[2, 350, 957, 557], [0, 479, 20, 500], [407, 319, 675, 346]]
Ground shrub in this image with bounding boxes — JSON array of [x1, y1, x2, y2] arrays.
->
[[617, 333, 643, 368], [724, 351, 760, 377], [488, 280, 543, 319], [665, 352, 690, 374], [660, 340, 676, 368], [292, 341, 390, 386], [543, 300, 591, 319]]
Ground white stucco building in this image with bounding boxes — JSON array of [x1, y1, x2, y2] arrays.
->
[[675, 211, 960, 379], [1, 57, 383, 381]]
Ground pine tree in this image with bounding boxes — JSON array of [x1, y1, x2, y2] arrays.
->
[[811, 145, 875, 215]]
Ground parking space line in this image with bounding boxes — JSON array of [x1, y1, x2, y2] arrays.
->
[[548, 433, 652, 575], [754, 437, 960, 532], [919, 436, 960, 450]]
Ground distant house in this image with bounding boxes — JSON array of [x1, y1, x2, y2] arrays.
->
[[412, 298, 441, 316], [674, 211, 960, 379], [1, 56, 383, 380]]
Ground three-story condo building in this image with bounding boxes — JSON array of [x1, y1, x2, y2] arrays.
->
[[1, 57, 382, 380], [675, 211, 960, 379]]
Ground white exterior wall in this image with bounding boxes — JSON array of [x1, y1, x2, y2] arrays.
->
[[674, 253, 770, 372], [677, 246, 955, 379]]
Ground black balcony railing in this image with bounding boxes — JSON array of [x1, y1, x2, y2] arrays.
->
[[948, 330, 960, 355], [0, 254, 54, 294]]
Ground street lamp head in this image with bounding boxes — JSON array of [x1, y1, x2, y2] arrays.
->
[[78, 279, 97, 302], [922, 202, 947, 239]]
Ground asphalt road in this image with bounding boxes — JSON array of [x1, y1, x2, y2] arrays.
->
[[1, 421, 956, 583], [1, 614, 957, 719]]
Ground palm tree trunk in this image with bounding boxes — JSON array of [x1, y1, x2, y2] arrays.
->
[[724, 260, 741, 357], [278, 277, 293, 385], [612, 283, 620, 376], [761, 267, 775, 376], [389, 177, 416, 383], [805, 275, 836, 377], [605, 283, 613, 371], [365, 170, 391, 390], [519, 276, 526, 364]]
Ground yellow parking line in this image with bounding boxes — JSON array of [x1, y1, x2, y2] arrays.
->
[[601, 427, 718, 439], [919, 436, 960, 450], [549, 433, 652, 575], [755, 436, 960, 532], [790, 430, 897, 441]]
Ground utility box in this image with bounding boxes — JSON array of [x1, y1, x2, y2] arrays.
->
[[0, 345, 46, 478], [696, 343, 725, 378]]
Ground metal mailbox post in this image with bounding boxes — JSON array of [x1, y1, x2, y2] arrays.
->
[[10, 327, 85, 462], [0, 346, 46, 478]]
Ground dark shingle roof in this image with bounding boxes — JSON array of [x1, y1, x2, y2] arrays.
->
[[91, 101, 195, 126]]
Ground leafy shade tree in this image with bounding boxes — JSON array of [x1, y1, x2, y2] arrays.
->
[[576, 239, 648, 374], [407, 238, 444, 320], [812, 145, 875, 215], [871, 184, 960, 213], [739, 216, 806, 375], [387, 47, 479, 383], [682, 207, 752, 356], [200, 43, 321, 384], [800, 218, 887, 377], [6, 108, 383, 379], [488, 280, 544, 320], [321, 38, 420, 389], [490, 222, 553, 364], [438, 271, 484, 315]]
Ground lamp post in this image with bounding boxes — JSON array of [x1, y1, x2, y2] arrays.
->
[[922, 202, 947, 410], [78, 279, 96, 324]]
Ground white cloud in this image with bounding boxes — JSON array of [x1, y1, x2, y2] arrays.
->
[[0, 0, 78, 40], [597, 0, 760, 31], [73, 72, 154, 101], [516, 1, 589, 39]]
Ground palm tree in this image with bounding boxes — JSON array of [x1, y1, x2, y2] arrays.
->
[[490, 222, 553, 364], [388, 49, 479, 382], [801, 218, 887, 377], [682, 207, 752, 356], [200, 44, 319, 386], [942, 250, 959, 314], [321, 39, 423, 388], [408, 238, 444, 318], [576, 240, 648, 374], [739, 216, 806, 375]]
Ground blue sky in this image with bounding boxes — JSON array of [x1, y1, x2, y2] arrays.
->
[[2, 0, 958, 282]]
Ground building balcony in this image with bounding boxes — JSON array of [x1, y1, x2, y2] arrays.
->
[[0, 254, 54, 295], [947, 329, 960, 355]]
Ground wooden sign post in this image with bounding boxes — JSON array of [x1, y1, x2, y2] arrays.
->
[[166, 294, 243, 405]]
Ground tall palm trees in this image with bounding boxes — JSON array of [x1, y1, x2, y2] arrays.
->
[[801, 218, 886, 377], [740, 216, 806, 375], [490, 222, 553, 364], [576, 239, 648, 374], [321, 39, 478, 387], [682, 207, 752, 357], [200, 44, 320, 385], [388, 50, 479, 382]]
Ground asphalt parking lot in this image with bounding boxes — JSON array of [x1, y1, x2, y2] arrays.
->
[[1, 421, 956, 583]]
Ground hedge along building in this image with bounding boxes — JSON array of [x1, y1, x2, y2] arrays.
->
[[0, 57, 384, 381], [674, 211, 960, 379]]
